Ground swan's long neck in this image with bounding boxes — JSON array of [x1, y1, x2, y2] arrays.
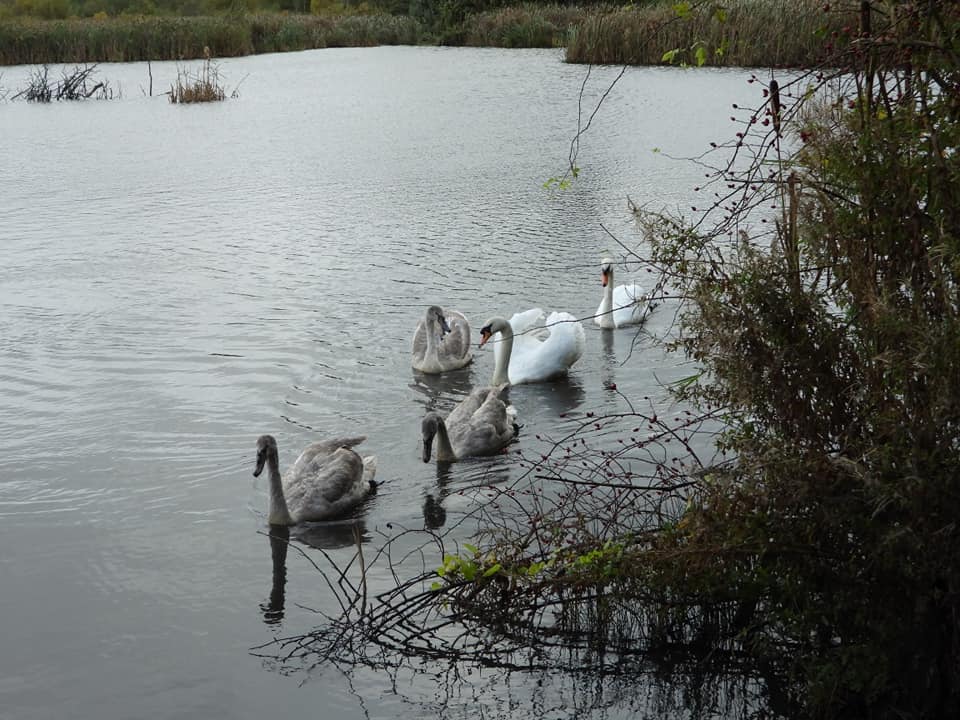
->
[[599, 269, 615, 327], [424, 315, 439, 356], [266, 450, 294, 525], [491, 321, 513, 386], [434, 417, 457, 462]]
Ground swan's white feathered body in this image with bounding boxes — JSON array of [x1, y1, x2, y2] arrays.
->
[[595, 258, 648, 328], [412, 305, 473, 373], [254, 434, 377, 525], [480, 308, 585, 385], [421, 385, 518, 462]]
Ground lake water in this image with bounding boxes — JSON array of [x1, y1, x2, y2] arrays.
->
[[1, 46, 761, 719]]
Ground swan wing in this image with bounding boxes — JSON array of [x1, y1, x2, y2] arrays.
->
[[611, 283, 647, 327], [285, 446, 370, 521], [508, 312, 584, 383], [411, 318, 429, 366], [438, 309, 472, 364], [446, 386, 493, 427], [289, 436, 367, 478], [509, 307, 547, 334], [447, 386, 516, 457]]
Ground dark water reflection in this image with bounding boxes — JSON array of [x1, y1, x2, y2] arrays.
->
[[261, 525, 289, 626], [1, 46, 767, 720]]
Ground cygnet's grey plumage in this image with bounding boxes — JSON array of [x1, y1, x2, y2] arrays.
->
[[421, 384, 517, 462], [253, 434, 377, 525], [412, 305, 472, 373]]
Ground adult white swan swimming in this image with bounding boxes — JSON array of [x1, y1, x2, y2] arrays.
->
[[421, 384, 518, 463], [411, 305, 473, 373], [479, 308, 585, 385], [595, 257, 648, 328], [253, 434, 378, 525]]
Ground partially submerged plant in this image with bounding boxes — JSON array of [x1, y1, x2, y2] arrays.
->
[[14, 63, 114, 102], [169, 47, 232, 104]]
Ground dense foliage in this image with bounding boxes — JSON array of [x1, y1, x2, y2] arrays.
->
[[631, 1, 960, 715]]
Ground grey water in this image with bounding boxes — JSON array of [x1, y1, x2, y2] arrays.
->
[[1, 46, 759, 719]]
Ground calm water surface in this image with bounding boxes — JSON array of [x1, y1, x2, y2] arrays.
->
[[1, 47, 758, 719]]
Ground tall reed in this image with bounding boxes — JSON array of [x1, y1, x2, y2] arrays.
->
[[463, 4, 588, 49], [0, 13, 424, 65], [565, 0, 850, 67]]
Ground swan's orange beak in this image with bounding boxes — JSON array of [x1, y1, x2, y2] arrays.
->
[[601, 270, 609, 287], [479, 327, 492, 348]]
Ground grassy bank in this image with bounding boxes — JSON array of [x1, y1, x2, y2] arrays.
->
[[0, 1, 850, 67], [0, 12, 423, 65], [566, 0, 849, 67]]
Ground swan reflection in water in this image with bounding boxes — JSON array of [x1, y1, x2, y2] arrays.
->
[[507, 375, 585, 422], [409, 365, 476, 415], [261, 524, 290, 626], [422, 458, 514, 530], [260, 519, 371, 627]]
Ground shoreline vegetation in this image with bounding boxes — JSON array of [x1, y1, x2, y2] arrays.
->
[[0, 0, 847, 67]]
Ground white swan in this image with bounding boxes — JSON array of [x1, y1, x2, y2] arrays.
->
[[411, 305, 473, 373], [253, 434, 378, 525], [421, 384, 518, 462], [595, 257, 648, 328], [479, 308, 585, 385]]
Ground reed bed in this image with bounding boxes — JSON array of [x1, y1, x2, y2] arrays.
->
[[565, 0, 851, 67], [0, 13, 424, 65], [463, 4, 588, 49]]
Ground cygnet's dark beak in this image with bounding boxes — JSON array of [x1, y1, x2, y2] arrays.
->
[[422, 436, 433, 463], [253, 452, 266, 477]]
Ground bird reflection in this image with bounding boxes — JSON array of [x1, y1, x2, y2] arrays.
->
[[293, 518, 371, 550], [422, 457, 515, 529], [261, 524, 289, 626], [409, 367, 476, 415], [422, 462, 455, 529], [260, 520, 371, 627], [508, 375, 585, 419], [600, 329, 618, 405]]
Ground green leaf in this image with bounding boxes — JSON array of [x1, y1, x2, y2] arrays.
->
[[673, 1, 690, 18], [661, 48, 680, 64], [463, 543, 478, 555], [482, 563, 502, 577], [713, 6, 727, 22], [430, 581, 442, 591], [695, 45, 708, 67]]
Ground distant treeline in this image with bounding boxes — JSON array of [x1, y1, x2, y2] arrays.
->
[[0, 0, 847, 67]]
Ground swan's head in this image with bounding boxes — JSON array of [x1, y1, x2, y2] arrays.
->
[[253, 434, 278, 477], [427, 306, 452, 335], [478, 317, 509, 347], [421, 413, 441, 463], [601, 257, 614, 287]]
